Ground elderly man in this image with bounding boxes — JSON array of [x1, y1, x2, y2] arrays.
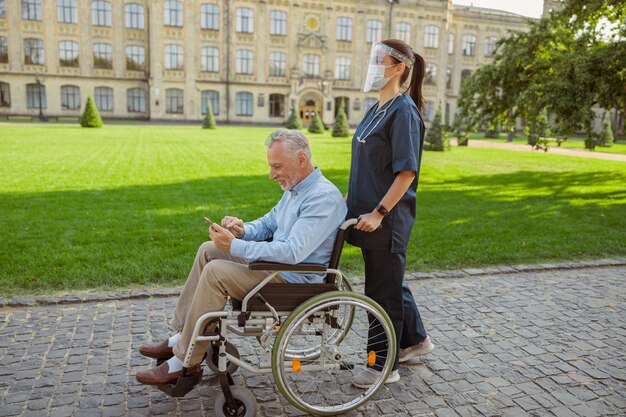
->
[[136, 129, 347, 385]]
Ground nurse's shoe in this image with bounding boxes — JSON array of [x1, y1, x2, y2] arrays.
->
[[351, 368, 400, 389], [399, 336, 435, 363]]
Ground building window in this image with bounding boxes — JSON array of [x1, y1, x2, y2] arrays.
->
[[235, 92, 253, 116], [485, 36, 497, 56], [61, 85, 80, 110], [396, 22, 411, 44], [0, 37, 7, 63], [462, 35, 477, 56], [164, 1, 183, 27], [94, 86, 113, 111], [425, 62, 437, 85], [201, 47, 219, 72], [59, 40, 79, 67], [0, 82, 10, 107], [461, 69, 472, 85], [26, 83, 46, 109], [24, 38, 44, 65], [364, 97, 377, 113], [446, 67, 452, 89], [0, 0, 5, 19], [58, 0, 77, 23], [236, 7, 253, 33], [303, 54, 320, 77], [94, 43, 112, 69], [336, 17, 352, 41], [165, 44, 183, 70], [127, 88, 146, 112], [269, 10, 287, 36], [201, 90, 219, 115], [366, 20, 382, 43], [92, 1, 111, 26], [200, 3, 219, 30], [425, 101, 434, 122], [236, 49, 253, 74], [334, 57, 351, 81], [335, 97, 349, 118], [268, 94, 285, 118], [22, 0, 41, 20], [448, 33, 454, 55], [125, 3, 144, 29], [424, 25, 439, 49], [165, 89, 184, 114], [269, 52, 286, 77], [126, 45, 145, 70]]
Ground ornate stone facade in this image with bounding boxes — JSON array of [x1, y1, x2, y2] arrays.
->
[[0, 0, 533, 125]]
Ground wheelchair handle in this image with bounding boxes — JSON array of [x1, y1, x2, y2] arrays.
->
[[340, 218, 359, 230]]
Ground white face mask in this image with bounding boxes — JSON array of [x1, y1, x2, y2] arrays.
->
[[363, 64, 398, 92]]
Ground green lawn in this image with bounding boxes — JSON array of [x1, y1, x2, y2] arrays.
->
[[1, 125, 625, 297], [467, 132, 626, 155]]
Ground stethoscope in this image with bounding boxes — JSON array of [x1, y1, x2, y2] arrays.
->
[[355, 93, 402, 143]]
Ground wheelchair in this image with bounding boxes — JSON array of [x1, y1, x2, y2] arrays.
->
[[154, 219, 397, 417]]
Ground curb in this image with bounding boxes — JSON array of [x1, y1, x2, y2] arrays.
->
[[1, 258, 624, 308]]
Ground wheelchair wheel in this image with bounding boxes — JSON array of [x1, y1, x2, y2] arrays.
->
[[214, 386, 257, 417], [206, 342, 240, 375], [272, 291, 396, 416], [259, 275, 354, 361]]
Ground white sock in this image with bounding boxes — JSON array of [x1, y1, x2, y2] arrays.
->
[[166, 356, 183, 373], [168, 332, 181, 348]]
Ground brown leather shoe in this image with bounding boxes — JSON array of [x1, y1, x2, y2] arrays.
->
[[139, 339, 174, 360], [136, 361, 203, 385]]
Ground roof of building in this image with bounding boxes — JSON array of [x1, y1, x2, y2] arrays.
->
[[452, 4, 533, 19]]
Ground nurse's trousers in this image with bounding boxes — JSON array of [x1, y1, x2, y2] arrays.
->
[[362, 249, 428, 371]]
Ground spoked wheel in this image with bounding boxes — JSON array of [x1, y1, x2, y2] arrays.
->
[[214, 386, 257, 417], [259, 276, 355, 361], [206, 342, 240, 375], [272, 291, 396, 416]]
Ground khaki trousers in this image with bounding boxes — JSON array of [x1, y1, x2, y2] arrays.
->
[[170, 241, 284, 364]]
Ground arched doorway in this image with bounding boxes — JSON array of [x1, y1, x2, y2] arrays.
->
[[298, 93, 322, 127]]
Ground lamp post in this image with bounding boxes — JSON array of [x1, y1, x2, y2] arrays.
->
[[34, 73, 46, 122]]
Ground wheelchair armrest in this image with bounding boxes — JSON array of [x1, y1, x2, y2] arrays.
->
[[248, 262, 327, 272]]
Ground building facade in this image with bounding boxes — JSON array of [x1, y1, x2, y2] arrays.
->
[[0, 0, 533, 126]]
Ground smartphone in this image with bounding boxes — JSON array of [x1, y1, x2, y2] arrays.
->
[[203, 216, 216, 226]]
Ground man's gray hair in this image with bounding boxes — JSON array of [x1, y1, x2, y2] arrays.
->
[[265, 129, 312, 161]]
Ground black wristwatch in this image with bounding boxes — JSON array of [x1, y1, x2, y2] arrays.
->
[[375, 203, 389, 217]]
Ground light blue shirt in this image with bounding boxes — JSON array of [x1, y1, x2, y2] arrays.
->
[[230, 168, 347, 283]]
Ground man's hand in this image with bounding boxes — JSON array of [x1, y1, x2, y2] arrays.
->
[[209, 223, 235, 252], [221, 216, 245, 238], [355, 211, 384, 232]]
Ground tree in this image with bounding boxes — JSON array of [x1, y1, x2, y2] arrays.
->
[[424, 104, 448, 151], [80, 96, 103, 128], [332, 99, 350, 137], [527, 108, 552, 151], [202, 100, 216, 129], [285, 106, 303, 130], [597, 111, 615, 147], [308, 111, 324, 134], [456, 0, 625, 142]]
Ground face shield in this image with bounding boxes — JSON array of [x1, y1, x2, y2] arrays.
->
[[362, 42, 415, 93]]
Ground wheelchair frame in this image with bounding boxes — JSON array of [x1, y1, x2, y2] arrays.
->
[[155, 219, 397, 417]]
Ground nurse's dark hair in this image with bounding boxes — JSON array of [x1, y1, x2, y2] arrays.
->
[[381, 39, 425, 113]]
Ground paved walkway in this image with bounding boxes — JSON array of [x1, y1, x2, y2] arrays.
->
[[452, 140, 626, 162], [1, 265, 625, 417]]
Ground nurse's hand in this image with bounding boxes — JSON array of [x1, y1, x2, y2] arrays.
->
[[355, 212, 384, 232]]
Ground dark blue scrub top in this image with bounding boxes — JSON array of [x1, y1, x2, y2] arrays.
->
[[346, 94, 425, 253]]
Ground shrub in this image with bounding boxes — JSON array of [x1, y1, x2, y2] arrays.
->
[[308, 111, 324, 134], [202, 101, 216, 129], [80, 96, 103, 128], [424, 104, 448, 151], [332, 99, 350, 137], [484, 128, 500, 138], [457, 130, 469, 146], [285, 106, 303, 130], [597, 112, 614, 147]]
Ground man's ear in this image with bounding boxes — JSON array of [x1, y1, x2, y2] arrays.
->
[[298, 152, 307, 165]]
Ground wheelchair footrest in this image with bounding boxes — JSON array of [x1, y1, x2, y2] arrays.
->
[[155, 372, 203, 397]]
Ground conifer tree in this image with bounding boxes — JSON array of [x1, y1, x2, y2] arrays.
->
[[80, 96, 103, 128], [308, 111, 324, 134], [597, 111, 614, 147], [202, 100, 216, 129], [332, 98, 350, 137], [285, 106, 303, 130], [424, 104, 447, 151]]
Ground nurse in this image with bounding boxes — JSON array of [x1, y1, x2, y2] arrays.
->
[[348, 39, 434, 389]]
